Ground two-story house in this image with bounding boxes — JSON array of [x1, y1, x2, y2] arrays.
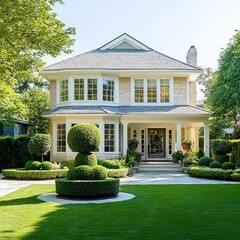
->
[[41, 33, 211, 162]]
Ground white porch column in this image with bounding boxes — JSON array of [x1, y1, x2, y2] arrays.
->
[[122, 122, 128, 156], [176, 122, 182, 150], [115, 122, 119, 155], [204, 122, 210, 157], [194, 127, 200, 150], [99, 121, 104, 154]]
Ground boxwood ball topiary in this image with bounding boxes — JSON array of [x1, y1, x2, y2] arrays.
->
[[40, 161, 53, 170], [198, 156, 213, 167], [67, 166, 93, 180], [67, 123, 101, 153], [25, 160, 34, 170], [209, 161, 222, 169], [31, 161, 42, 170], [222, 162, 235, 170], [74, 153, 97, 167], [92, 165, 107, 180]]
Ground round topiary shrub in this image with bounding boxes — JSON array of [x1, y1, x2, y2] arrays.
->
[[67, 123, 101, 153], [31, 161, 42, 170], [92, 165, 107, 180], [25, 160, 34, 170], [222, 162, 235, 170], [216, 155, 229, 164], [209, 161, 222, 169], [198, 156, 213, 167], [40, 161, 53, 170], [67, 166, 93, 180], [74, 153, 97, 167]]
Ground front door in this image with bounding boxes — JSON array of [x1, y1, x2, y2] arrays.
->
[[148, 128, 166, 158]]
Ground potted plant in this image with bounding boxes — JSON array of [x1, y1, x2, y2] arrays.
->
[[128, 138, 139, 150], [172, 150, 185, 163], [182, 139, 193, 151]]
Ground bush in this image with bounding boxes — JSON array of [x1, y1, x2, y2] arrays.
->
[[0, 136, 14, 170], [67, 123, 101, 153], [199, 136, 204, 150], [186, 167, 232, 181], [40, 161, 53, 170], [210, 139, 232, 156], [209, 161, 222, 169], [28, 134, 51, 161], [55, 178, 120, 198], [74, 153, 97, 167], [216, 155, 229, 164], [197, 149, 205, 159], [126, 150, 142, 163], [67, 166, 93, 180], [102, 159, 121, 169], [107, 168, 129, 178], [230, 140, 240, 164], [222, 162, 235, 170], [31, 161, 42, 170], [92, 165, 107, 180], [198, 156, 213, 167], [13, 135, 31, 168], [2, 169, 68, 179], [60, 160, 74, 169], [25, 160, 34, 170]]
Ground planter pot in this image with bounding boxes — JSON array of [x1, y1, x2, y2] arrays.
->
[[182, 144, 191, 151], [172, 157, 179, 163]]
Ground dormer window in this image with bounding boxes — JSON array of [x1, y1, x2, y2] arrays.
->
[[60, 79, 68, 102]]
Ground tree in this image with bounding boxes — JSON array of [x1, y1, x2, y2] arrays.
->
[[22, 87, 50, 134], [28, 134, 51, 162], [0, 0, 75, 123], [209, 30, 240, 135]]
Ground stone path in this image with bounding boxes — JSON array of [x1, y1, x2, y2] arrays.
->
[[1, 172, 239, 198]]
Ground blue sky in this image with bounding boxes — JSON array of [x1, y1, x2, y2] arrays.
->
[[45, 0, 240, 70]]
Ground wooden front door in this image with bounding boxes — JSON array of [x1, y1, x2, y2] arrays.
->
[[148, 128, 166, 158]]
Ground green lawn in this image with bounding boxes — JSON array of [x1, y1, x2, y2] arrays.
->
[[1, 184, 240, 240]]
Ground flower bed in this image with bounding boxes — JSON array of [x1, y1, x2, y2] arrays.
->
[[2, 169, 68, 180]]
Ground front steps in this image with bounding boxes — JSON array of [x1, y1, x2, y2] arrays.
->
[[138, 161, 182, 172]]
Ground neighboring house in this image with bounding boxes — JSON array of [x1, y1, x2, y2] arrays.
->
[[41, 33, 211, 161], [0, 120, 29, 137]]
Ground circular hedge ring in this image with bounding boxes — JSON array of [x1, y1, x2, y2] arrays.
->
[[67, 123, 101, 153], [55, 178, 120, 198]]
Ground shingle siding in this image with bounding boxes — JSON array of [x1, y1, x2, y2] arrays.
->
[[119, 77, 131, 105]]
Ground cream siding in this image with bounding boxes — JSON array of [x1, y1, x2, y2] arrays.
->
[[119, 77, 131, 105], [189, 81, 197, 106], [173, 77, 187, 105], [50, 80, 57, 109]]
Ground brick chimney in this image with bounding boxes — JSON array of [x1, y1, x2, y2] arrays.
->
[[186, 45, 197, 66]]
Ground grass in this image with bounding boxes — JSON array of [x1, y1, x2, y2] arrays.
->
[[1, 184, 240, 240]]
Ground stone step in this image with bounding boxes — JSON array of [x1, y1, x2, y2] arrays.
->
[[138, 161, 182, 172]]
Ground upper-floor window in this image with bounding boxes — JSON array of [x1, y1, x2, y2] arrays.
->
[[74, 79, 84, 100], [88, 78, 98, 100], [134, 78, 171, 104], [60, 80, 68, 102], [135, 79, 144, 103], [103, 80, 114, 102], [160, 79, 170, 103]]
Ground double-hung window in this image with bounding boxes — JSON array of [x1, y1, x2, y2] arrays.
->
[[60, 80, 68, 102], [134, 79, 144, 103], [103, 79, 114, 102], [88, 78, 98, 100], [104, 124, 115, 152], [57, 124, 66, 152], [74, 79, 84, 100]]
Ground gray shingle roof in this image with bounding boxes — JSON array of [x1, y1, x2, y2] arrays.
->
[[44, 49, 201, 71], [43, 105, 211, 116]]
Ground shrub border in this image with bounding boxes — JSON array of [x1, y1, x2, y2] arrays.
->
[[107, 168, 129, 178], [55, 178, 120, 198], [2, 169, 68, 180], [186, 167, 240, 181]]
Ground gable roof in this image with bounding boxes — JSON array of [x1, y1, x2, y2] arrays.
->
[[44, 33, 201, 72]]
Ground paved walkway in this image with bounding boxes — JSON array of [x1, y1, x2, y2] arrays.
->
[[1, 172, 239, 198]]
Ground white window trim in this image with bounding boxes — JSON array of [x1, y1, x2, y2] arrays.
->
[[57, 79, 69, 105], [131, 77, 173, 106]]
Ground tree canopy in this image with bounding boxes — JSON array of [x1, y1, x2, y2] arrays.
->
[[0, 0, 75, 125]]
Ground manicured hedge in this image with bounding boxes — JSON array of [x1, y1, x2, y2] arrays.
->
[[186, 167, 233, 181], [0, 136, 14, 170], [107, 168, 129, 178], [55, 178, 120, 198], [102, 159, 121, 169], [2, 169, 68, 180], [74, 153, 97, 167]]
